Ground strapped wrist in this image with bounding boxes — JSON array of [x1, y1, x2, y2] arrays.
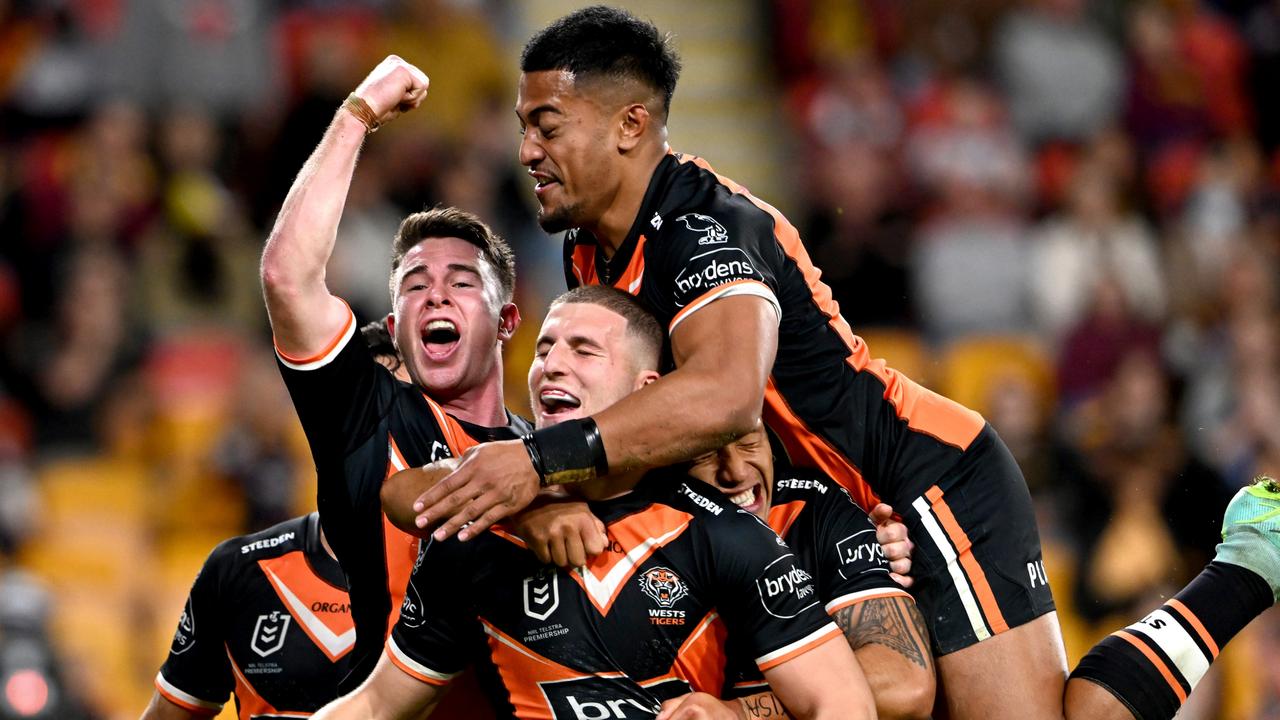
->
[[342, 93, 380, 133], [522, 418, 609, 487]]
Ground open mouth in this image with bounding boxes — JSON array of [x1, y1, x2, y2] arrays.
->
[[538, 388, 582, 417], [422, 319, 460, 360], [727, 485, 761, 512]]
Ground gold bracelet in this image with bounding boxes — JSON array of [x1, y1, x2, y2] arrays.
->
[[343, 93, 380, 133]]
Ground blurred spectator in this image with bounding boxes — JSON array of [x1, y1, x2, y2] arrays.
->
[[994, 0, 1124, 145], [213, 357, 302, 532], [906, 77, 1034, 341], [1028, 160, 1166, 343], [805, 140, 916, 328], [1056, 274, 1162, 408], [136, 105, 262, 336], [106, 0, 278, 118], [1060, 350, 1226, 622], [3, 244, 144, 454]]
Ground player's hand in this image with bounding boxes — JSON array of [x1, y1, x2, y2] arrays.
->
[[871, 503, 914, 588], [351, 55, 430, 126], [413, 439, 540, 542], [511, 497, 607, 568], [655, 692, 746, 720]]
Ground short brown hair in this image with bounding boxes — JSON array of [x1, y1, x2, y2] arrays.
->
[[550, 286, 663, 371], [389, 206, 516, 304]]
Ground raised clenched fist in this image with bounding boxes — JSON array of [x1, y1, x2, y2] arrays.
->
[[351, 55, 430, 127]]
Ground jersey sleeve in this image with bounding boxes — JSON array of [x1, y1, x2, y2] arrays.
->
[[651, 207, 783, 334], [702, 503, 840, 673], [155, 546, 234, 713], [811, 484, 913, 615], [274, 301, 397, 463], [385, 539, 476, 686]]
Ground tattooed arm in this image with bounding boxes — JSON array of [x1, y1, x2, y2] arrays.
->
[[734, 596, 934, 720], [833, 596, 934, 719]]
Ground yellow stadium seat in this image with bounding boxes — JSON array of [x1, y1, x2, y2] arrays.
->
[[856, 327, 932, 388], [35, 456, 149, 523], [936, 335, 1055, 420]]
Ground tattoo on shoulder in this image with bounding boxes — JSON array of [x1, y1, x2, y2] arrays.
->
[[833, 596, 932, 671]]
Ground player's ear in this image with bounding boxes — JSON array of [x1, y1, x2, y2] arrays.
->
[[617, 103, 650, 152], [633, 369, 660, 391], [497, 303, 521, 342], [385, 313, 397, 347]]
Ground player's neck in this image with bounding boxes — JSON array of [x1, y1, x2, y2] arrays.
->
[[432, 355, 508, 428], [590, 145, 667, 257]]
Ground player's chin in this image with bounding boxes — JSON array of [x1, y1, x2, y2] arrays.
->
[[537, 206, 574, 234]]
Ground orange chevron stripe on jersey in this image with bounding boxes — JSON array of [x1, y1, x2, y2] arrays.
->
[[674, 153, 984, 458], [767, 500, 806, 539], [571, 236, 648, 293], [570, 504, 693, 615], [668, 612, 729, 693], [258, 553, 356, 662]]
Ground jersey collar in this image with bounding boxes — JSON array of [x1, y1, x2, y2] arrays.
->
[[576, 153, 681, 286]]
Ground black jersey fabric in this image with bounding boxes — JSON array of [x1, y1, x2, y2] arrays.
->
[[156, 513, 352, 718], [723, 469, 912, 696], [387, 469, 841, 719], [563, 152, 988, 513], [275, 303, 531, 690]]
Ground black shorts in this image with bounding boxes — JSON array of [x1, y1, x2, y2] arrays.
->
[[900, 424, 1056, 655]]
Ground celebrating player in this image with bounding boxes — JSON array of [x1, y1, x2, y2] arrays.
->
[[317, 286, 876, 720], [260, 56, 529, 700], [411, 7, 1280, 720]]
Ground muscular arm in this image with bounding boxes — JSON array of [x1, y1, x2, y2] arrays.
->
[[834, 597, 935, 719], [139, 693, 213, 720], [415, 294, 776, 541], [261, 56, 428, 357], [735, 597, 935, 720], [311, 651, 443, 720], [759, 633, 876, 720], [594, 295, 776, 470]]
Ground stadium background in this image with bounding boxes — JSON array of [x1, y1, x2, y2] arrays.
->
[[1, 0, 1279, 717]]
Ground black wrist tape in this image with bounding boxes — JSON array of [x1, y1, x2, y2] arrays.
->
[[524, 418, 609, 487]]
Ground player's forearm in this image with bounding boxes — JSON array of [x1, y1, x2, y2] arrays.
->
[[260, 109, 367, 344], [735, 691, 791, 719], [592, 360, 762, 472]]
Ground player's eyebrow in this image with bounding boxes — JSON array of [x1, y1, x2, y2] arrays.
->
[[399, 262, 482, 285], [518, 104, 563, 126], [535, 333, 605, 352]]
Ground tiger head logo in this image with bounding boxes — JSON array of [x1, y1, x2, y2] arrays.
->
[[638, 566, 688, 609]]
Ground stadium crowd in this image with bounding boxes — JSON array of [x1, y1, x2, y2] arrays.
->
[[0, 0, 1279, 718]]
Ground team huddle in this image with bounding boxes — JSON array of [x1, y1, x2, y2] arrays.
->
[[141, 6, 1280, 720]]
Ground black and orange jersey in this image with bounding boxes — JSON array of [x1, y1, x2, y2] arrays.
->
[[155, 514, 353, 719], [387, 469, 842, 719], [563, 152, 986, 512], [723, 470, 913, 697], [275, 303, 531, 690]]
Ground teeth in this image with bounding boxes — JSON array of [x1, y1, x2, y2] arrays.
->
[[728, 488, 754, 507], [540, 389, 580, 409], [426, 320, 456, 333]]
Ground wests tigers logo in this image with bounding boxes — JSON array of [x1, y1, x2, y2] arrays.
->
[[638, 567, 688, 609]]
